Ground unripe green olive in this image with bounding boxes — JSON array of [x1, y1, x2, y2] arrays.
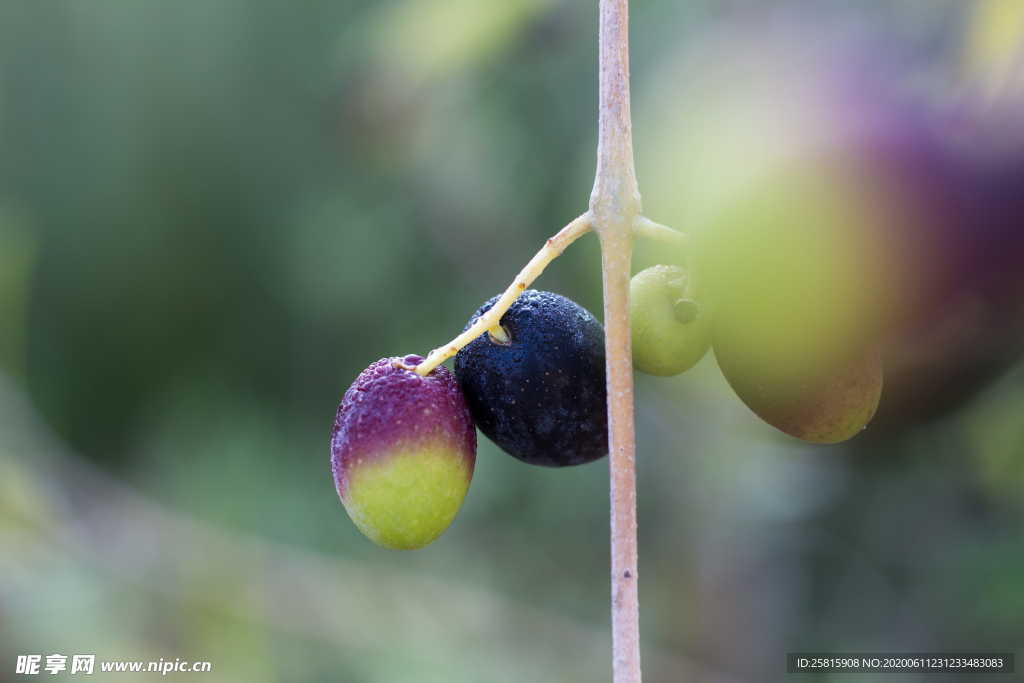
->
[[630, 265, 711, 376], [696, 160, 888, 443]]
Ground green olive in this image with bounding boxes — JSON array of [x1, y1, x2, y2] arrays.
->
[[630, 265, 711, 377]]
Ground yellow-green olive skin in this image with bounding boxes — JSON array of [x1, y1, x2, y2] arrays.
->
[[630, 265, 711, 377]]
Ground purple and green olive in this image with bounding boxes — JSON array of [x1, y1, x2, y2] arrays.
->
[[331, 355, 476, 549]]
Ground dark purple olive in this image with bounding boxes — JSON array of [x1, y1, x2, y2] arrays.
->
[[454, 290, 607, 467]]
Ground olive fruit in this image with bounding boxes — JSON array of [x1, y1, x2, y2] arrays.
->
[[714, 328, 883, 443], [331, 355, 476, 549], [693, 154, 892, 444], [630, 265, 711, 376], [454, 290, 607, 467]]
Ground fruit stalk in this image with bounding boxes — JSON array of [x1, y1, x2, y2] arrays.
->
[[591, 1, 642, 682], [411, 214, 592, 377], [633, 215, 687, 248]]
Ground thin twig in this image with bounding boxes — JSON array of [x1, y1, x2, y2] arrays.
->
[[590, 1, 643, 682], [633, 215, 687, 248], [599, 227, 641, 683], [411, 213, 592, 376]]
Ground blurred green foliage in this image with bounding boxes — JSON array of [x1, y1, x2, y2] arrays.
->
[[1, 1, 1021, 682]]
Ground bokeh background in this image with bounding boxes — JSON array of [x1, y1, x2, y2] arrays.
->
[[2, 1, 1022, 681]]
